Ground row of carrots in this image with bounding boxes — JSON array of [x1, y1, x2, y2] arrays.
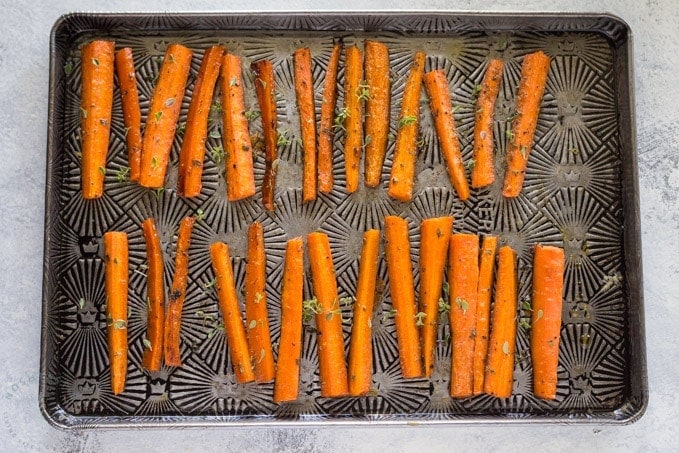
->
[[102, 215, 564, 402], [79, 39, 550, 204]]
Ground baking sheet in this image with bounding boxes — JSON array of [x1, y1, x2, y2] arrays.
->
[[40, 12, 647, 428]]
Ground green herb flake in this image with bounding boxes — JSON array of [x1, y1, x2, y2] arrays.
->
[[211, 145, 225, 164], [244, 110, 261, 121], [333, 107, 350, 131], [398, 115, 417, 129], [77, 298, 85, 310], [471, 84, 482, 98], [505, 128, 515, 142], [64, 60, 74, 75], [438, 297, 451, 315], [536, 309, 544, 321], [154, 110, 163, 123], [209, 129, 222, 139], [115, 166, 130, 183], [302, 297, 322, 323], [150, 156, 159, 170], [80, 107, 88, 119], [195, 208, 205, 222], [442, 282, 450, 297], [98, 166, 106, 176], [176, 122, 187, 136], [357, 81, 371, 101], [277, 131, 291, 147], [414, 311, 427, 327], [143, 338, 152, 350], [466, 158, 476, 171], [455, 297, 469, 314]]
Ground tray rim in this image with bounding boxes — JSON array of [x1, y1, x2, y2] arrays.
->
[[40, 10, 647, 430]]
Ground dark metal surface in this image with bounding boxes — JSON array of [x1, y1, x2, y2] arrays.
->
[[40, 12, 646, 428]]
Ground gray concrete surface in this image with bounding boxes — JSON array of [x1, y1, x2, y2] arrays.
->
[[0, 0, 676, 451]]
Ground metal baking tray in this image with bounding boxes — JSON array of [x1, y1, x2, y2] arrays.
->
[[40, 12, 647, 428]]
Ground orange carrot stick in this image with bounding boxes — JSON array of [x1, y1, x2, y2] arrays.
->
[[210, 242, 255, 383], [418, 216, 454, 377], [221, 53, 256, 201], [502, 51, 551, 198], [384, 216, 423, 378], [293, 48, 317, 203], [448, 233, 479, 398], [342, 45, 364, 193], [388, 51, 425, 202], [177, 45, 225, 198], [423, 69, 470, 201], [103, 231, 128, 395], [244, 221, 275, 383], [81, 40, 115, 199], [164, 215, 195, 367], [273, 237, 304, 403], [473, 235, 498, 395], [531, 244, 565, 400], [317, 41, 342, 194], [139, 43, 193, 188], [348, 229, 380, 396], [471, 59, 504, 188], [141, 218, 164, 372], [307, 232, 349, 397], [484, 245, 517, 398], [114, 47, 142, 182], [364, 40, 391, 188], [251, 59, 279, 211]]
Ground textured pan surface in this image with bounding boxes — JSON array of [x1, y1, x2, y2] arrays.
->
[[41, 12, 646, 428]]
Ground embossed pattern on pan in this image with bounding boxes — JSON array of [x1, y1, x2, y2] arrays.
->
[[41, 13, 646, 428]]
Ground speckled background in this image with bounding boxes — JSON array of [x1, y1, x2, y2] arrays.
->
[[0, 0, 676, 451]]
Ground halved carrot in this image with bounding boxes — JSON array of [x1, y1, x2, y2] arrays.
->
[[343, 45, 364, 193], [473, 235, 498, 395], [293, 48, 317, 203], [164, 216, 195, 367], [103, 231, 128, 395], [348, 229, 380, 396], [307, 232, 349, 397], [471, 59, 504, 188], [388, 51, 426, 202], [502, 51, 551, 198], [418, 216, 454, 377], [244, 221, 275, 383], [384, 216, 423, 378], [81, 40, 115, 199], [221, 53, 256, 201], [423, 69, 470, 201], [177, 45, 225, 198], [273, 237, 304, 403], [209, 242, 255, 383], [484, 245, 517, 398], [139, 43, 193, 188], [364, 40, 391, 188], [531, 244, 565, 400], [114, 47, 142, 182], [251, 59, 279, 211], [141, 218, 164, 372], [448, 233, 479, 398], [317, 41, 342, 194]]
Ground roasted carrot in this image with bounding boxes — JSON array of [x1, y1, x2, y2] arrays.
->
[[141, 218, 164, 372], [103, 231, 128, 395], [418, 216, 454, 377], [484, 245, 517, 398], [177, 45, 225, 198], [384, 216, 423, 378], [317, 41, 342, 194], [473, 235, 498, 395], [139, 43, 193, 188], [307, 232, 349, 397], [364, 40, 391, 188], [251, 59, 279, 211], [81, 40, 115, 199], [388, 51, 425, 202], [164, 215, 195, 367], [471, 59, 504, 188], [348, 229, 380, 396], [448, 233, 479, 398], [273, 237, 304, 403], [502, 51, 551, 198], [531, 244, 565, 400], [210, 242, 255, 383], [114, 47, 142, 182], [423, 69, 470, 201], [244, 221, 275, 383], [221, 53, 257, 201], [343, 45, 364, 193], [293, 48, 317, 203]]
